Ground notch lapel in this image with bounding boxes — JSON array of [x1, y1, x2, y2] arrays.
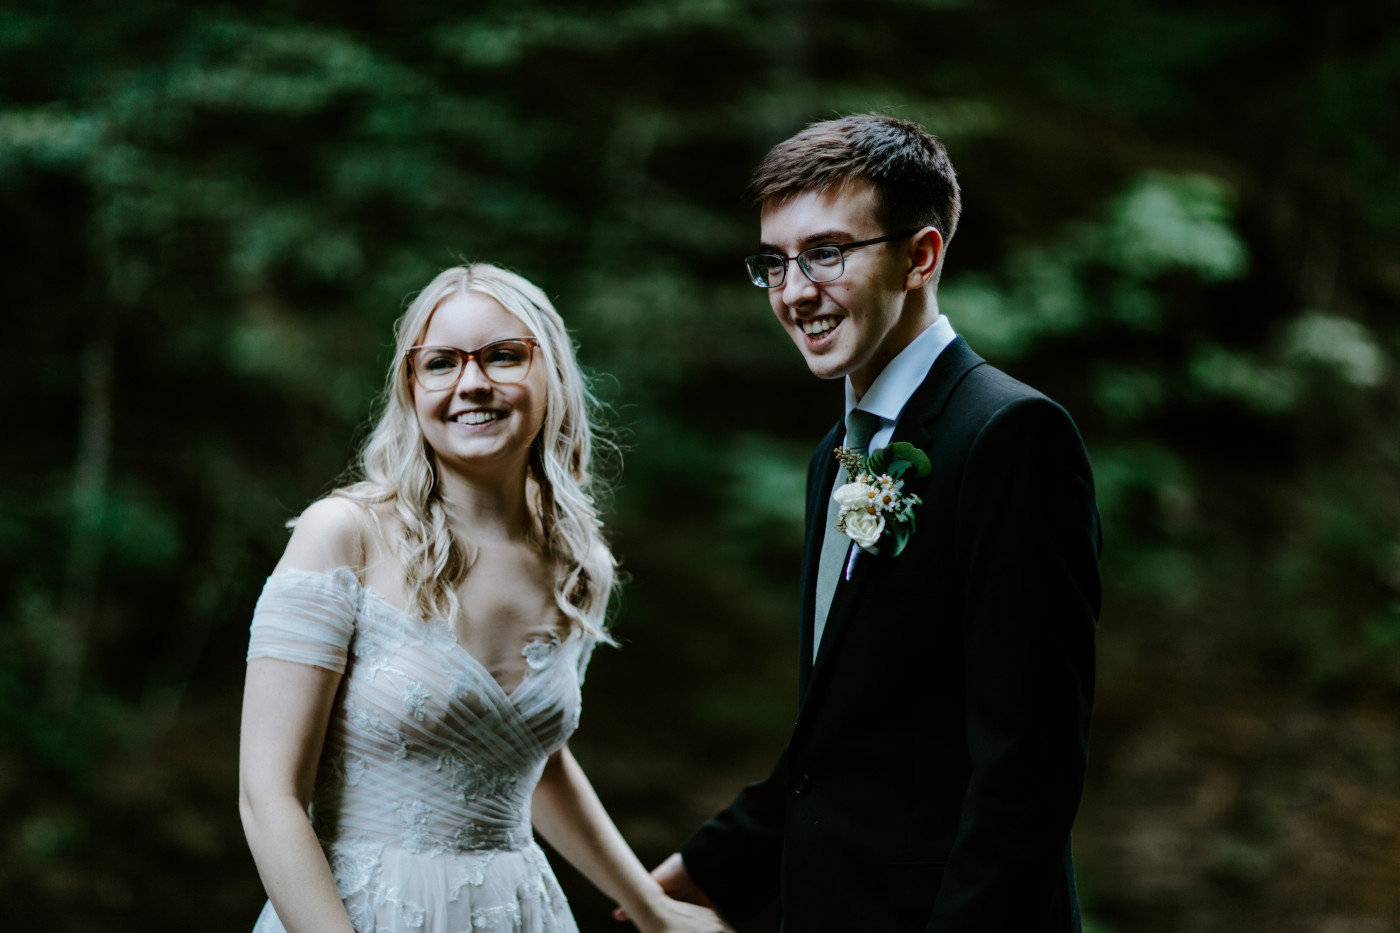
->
[[799, 421, 842, 699], [795, 337, 986, 717]]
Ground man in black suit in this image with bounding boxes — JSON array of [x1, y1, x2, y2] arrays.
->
[[642, 113, 1101, 931]]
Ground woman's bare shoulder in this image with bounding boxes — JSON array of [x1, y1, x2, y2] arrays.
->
[[274, 496, 377, 575]]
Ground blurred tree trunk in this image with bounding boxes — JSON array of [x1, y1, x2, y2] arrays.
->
[[45, 250, 145, 712], [47, 319, 112, 712]]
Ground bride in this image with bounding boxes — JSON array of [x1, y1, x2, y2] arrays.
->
[[239, 264, 728, 933]]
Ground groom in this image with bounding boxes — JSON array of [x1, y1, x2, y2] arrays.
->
[[646, 114, 1102, 930]]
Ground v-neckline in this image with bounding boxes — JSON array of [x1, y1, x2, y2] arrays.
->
[[357, 581, 562, 703]]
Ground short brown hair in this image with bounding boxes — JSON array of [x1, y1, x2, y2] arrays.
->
[[746, 112, 962, 250]]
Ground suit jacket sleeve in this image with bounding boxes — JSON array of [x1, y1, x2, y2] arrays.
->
[[927, 396, 1101, 931], [677, 746, 788, 920], [677, 436, 837, 921]]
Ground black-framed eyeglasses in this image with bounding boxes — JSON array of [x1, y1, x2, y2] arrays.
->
[[405, 337, 539, 390], [744, 230, 920, 288]]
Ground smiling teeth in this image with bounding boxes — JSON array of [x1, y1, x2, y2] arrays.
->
[[802, 318, 837, 335], [453, 411, 502, 425]]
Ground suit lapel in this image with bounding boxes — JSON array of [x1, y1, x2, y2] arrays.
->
[[799, 421, 843, 698], [895, 336, 984, 446], [796, 336, 986, 715]]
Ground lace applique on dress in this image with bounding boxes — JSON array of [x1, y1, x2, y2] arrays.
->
[[344, 692, 410, 760], [322, 750, 368, 789], [522, 634, 561, 672], [397, 799, 435, 855], [400, 680, 432, 722], [351, 608, 408, 667], [448, 851, 499, 897], [327, 838, 384, 899], [395, 896, 426, 929], [437, 750, 522, 804], [473, 902, 524, 930]]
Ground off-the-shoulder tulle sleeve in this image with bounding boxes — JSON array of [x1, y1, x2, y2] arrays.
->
[[246, 567, 359, 673]]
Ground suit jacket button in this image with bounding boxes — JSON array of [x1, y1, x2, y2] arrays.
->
[[793, 774, 812, 795]]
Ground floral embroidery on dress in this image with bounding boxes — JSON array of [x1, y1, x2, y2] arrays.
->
[[370, 888, 428, 930], [397, 799, 434, 854], [344, 692, 410, 759], [400, 679, 432, 721], [346, 901, 373, 933], [438, 750, 522, 804], [326, 838, 384, 899], [321, 749, 368, 789], [351, 611, 408, 667], [472, 902, 523, 930], [448, 851, 498, 897], [522, 635, 561, 672], [397, 898, 426, 929], [343, 752, 366, 787]]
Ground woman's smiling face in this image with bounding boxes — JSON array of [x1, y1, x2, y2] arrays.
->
[[411, 291, 547, 480]]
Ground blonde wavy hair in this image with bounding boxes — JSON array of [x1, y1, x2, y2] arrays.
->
[[336, 263, 616, 643]]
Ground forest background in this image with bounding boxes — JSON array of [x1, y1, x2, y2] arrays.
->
[[2, 1, 1398, 930]]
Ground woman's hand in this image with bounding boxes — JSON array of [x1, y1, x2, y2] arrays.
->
[[613, 851, 719, 923], [631, 895, 734, 933], [530, 750, 732, 933]]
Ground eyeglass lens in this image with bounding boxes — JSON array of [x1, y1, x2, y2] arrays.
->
[[745, 245, 846, 288], [411, 339, 534, 390]]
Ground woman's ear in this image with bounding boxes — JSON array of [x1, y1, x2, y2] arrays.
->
[[905, 226, 943, 290]]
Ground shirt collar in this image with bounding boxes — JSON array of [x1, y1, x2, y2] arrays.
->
[[844, 314, 958, 425]]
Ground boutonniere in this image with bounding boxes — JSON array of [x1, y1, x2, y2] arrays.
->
[[832, 441, 932, 558]]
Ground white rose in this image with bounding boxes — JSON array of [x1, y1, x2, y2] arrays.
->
[[833, 481, 874, 510], [843, 509, 885, 549]]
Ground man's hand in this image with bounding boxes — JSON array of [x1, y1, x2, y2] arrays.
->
[[613, 852, 718, 921]]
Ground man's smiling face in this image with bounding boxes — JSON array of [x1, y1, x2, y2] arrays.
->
[[759, 179, 926, 395]]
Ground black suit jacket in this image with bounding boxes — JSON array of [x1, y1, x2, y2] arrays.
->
[[680, 338, 1101, 932]]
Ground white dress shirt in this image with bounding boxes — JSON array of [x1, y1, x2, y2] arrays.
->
[[843, 313, 959, 446]]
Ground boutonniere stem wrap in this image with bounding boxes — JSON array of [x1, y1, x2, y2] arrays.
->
[[832, 441, 932, 560]]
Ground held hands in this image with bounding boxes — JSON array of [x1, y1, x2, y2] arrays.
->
[[614, 853, 730, 932], [632, 897, 733, 933]]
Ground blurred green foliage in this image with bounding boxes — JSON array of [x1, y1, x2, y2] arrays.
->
[[2, 0, 1398, 930]]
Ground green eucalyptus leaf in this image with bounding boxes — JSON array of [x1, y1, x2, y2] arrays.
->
[[866, 446, 891, 475], [884, 442, 932, 477]]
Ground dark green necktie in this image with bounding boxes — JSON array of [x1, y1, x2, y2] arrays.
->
[[812, 408, 882, 661]]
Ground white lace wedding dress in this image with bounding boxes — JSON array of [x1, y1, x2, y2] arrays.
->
[[246, 567, 595, 933]]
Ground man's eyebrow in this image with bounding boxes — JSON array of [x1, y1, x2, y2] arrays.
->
[[756, 229, 858, 253]]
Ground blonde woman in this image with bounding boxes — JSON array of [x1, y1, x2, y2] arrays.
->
[[239, 264, 728, 933]]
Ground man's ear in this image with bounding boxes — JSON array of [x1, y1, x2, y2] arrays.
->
[[904, 226, 943, 290]]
